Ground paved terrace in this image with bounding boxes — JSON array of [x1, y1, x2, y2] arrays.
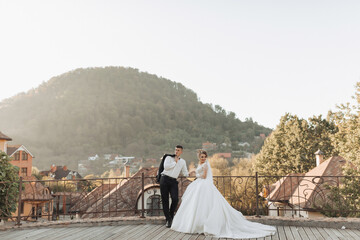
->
[[1, 216, 360, 240]]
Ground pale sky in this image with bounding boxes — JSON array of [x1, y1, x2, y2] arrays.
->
[[1, 0, 359, 129]]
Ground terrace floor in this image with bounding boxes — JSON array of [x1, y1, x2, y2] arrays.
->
[[0, 224, 359, 240]]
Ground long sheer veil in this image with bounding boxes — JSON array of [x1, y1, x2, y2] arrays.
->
[[205, 159, 213, 183]]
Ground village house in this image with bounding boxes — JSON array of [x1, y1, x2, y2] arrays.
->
[[12, 176, 53, 221], [7, 145, 34, 177], [266, 150, 347, 218], [78, 154, 137, 175], [202, 141, 217, 151], [40, 165, 82, 180], [238, 142, 250, 147], [0, 131, 53, 221], [0, 131, 12, 153], [0, 131, 34, 177], [39, 165, 85, 219]]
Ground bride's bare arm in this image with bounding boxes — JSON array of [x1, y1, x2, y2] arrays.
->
[[202, 164, 208, 179]]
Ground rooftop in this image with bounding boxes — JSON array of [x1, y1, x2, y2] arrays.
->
[[0, 131, 12, 141]]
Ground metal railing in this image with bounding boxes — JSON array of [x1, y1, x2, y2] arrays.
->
[[0, 173, 359, 226]]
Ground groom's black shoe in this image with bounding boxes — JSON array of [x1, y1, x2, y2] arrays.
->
[[165, 219, 172, 228]]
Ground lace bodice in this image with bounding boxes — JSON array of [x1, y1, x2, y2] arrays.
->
[[196, 162, 208, 179]]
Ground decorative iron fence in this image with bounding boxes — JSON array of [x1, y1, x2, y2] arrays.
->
[[0, 173, 359, 226]]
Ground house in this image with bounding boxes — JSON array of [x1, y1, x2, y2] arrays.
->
[[8, 145, 34, 177], [202, 141, 217, 151], [0, 131, 54, 221], [266, 150, 347, 218], [0, 131, 12, 153], [88, 154, 99, 161], [78, 154, 136, 175], [11, 176, 54, 221], [0, 131, 34, 177], [40, 165, 82, 180], [39, 165, 84, 218], [265, 173, 305, 217], [238, 142, 250, 147]]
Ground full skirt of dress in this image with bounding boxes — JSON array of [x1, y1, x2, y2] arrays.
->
[[171, 178, 276, 239]]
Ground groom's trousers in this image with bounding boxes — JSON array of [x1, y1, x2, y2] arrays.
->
[[160, 175, 179, 221]]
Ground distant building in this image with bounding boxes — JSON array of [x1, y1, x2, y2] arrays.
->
[[0, 131, 12, 153], [12, 176, 53, 221], [221, 142, 232, 147], [78, 154, 137, 175], [40, 165, 82, 180], [202, 141, 217, 151], [238, 142, 250, 147], [88, 154, 99, 161]]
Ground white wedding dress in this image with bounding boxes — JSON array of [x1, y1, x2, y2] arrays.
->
[[171, 160, 276, 239]]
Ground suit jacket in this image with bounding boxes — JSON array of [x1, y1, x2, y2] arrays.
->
[[156, 154, 176, 183]]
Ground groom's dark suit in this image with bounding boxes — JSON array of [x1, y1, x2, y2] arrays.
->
[[156, 154, 175, 183], [159, 155, 188, 227]]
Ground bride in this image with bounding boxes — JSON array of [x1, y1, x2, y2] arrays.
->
[[171, 150, 276, 239]]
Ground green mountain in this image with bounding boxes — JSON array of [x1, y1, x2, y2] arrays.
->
[[0, 67, 271, 170]]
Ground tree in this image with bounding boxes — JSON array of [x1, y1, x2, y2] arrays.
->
[[0, 151, 20, 219], [330, 83, 360, 167], [254, 113, 337, 176], [324, 82, 360, 216]]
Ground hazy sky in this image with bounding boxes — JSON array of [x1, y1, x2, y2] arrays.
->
[[1, 0, 359, 129]]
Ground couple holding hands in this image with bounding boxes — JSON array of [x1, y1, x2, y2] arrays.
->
[[157, 145, 276, 239]]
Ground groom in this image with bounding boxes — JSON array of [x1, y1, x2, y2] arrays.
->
[[159, 145, 189, 228]]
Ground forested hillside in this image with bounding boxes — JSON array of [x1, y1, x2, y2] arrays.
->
[[0, 67, 271, 169]]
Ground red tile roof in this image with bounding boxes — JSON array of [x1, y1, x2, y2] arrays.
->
[[22, 176, 53, 201], [267, 173, 305, 202], [268, 156, 347, 209], [81, 167, 192, 218], [290, 156, 346, 208], [70, 183, 118, 213], [7, 145, 21, 156]]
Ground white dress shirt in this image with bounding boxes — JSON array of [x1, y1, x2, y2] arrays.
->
[[161, 156, 189, 179]]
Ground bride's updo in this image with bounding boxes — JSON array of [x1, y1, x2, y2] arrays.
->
[[197, 149, 208, 158]]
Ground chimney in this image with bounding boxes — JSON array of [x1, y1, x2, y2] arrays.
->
[[50, 164, 57, 173], [63, 166, 68, 171], [125, 165, 130, 178], [315, 149, 324, 166]]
